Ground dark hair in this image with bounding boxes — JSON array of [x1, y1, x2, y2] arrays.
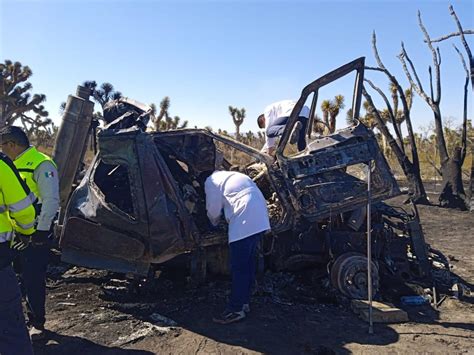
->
[[0, 126, 30, 147], [257, 114, 265, 129]]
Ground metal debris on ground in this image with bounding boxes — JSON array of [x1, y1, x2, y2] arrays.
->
[[150, 313, 178, 326], [112, 322, 173, 346]]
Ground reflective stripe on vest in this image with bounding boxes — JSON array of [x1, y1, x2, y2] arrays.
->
[[7, 193, 36, 212], [0, 192, 35, 214], [14, 147, 57, 200], [0, 153, 36, 238], [16, 220, 36, 230]]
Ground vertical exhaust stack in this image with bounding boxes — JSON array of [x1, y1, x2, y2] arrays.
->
[[53, 85, 95, 219]]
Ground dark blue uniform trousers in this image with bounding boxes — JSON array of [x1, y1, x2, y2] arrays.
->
[[0, 265, 33, 355], [227, 232, 262, 312], [17, 244, 50, 329]]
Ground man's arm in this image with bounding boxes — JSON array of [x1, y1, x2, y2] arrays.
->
[[33, 161, 60, 231], [205, 178, 223, 226], [260, 136, 276, 155]]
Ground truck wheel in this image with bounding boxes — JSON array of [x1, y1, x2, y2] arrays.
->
[[330, 252, 379, 299]]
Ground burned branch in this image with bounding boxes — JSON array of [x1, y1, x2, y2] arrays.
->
[[430, 6, 473, 89], [362, 87, 408, 170], [364, 78, 404, 149], [365, 32, 428, 203], [453, 44, 469, 163], [362, 85, 427, 202], [430, 30, 474, 43]]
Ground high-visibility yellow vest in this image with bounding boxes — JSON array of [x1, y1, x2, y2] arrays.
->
[[14, 147, 57, 202], [0, 154, 36, 242]]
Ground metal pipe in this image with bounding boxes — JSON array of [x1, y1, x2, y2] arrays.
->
[[367, 160, 373, 334], [53, 85, 94, 219]]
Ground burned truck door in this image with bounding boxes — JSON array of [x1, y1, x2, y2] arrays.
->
[[275, 57, 399, 221], [60, 129, 151, 274], [60, 129, 194, 275]]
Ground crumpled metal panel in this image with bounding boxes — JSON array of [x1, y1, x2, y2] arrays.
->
[[60, 128, 194, 271], [136, 132, 197, 263], [279, 122, 400, 221]]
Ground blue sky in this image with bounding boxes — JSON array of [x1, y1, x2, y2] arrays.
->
[[1, 0, 472, 134]]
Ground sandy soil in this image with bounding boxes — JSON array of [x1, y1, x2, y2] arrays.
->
[[32, 192, 474, 355]]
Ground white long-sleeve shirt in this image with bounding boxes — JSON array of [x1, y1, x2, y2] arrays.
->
[[205, 171, 270, 244], [261, 99, 310, 153], [34, 161, 60, 231]]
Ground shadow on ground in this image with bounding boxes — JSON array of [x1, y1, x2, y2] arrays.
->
[[33, 331, 154, 355]]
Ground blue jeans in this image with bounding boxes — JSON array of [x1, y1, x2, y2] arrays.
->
[[227, 232, 262, 313], [0, 265, 34, 355], [266, 116, 308, 151]]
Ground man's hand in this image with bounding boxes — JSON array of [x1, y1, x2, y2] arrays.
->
[[31, 230, 52, 246], [11, 233, 31, 251]]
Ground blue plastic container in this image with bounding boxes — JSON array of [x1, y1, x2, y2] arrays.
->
[[400, 295, 428, 305]]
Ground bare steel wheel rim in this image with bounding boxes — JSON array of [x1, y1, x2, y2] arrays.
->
[[331, 252, 379, 299]]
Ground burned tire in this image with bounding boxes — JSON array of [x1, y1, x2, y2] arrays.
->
[[330, 252, 379, 299]]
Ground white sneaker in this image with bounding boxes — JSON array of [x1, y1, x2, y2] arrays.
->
[[213, 310, 246, 324], [29, 326, 45, 341], [242, 303, 250, 313]]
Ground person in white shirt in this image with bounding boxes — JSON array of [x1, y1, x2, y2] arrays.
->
[[257, 99, 310, 155], [204, 170, 270, 324]]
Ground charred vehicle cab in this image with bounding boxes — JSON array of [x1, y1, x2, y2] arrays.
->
[[57, 57, 440, 299]]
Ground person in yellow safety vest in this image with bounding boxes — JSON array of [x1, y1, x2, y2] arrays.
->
[[0, 126, 59, 342], [0, 151, 36, 355]]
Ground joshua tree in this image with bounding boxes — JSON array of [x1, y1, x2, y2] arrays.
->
[[328, 95, 345, 133], [150, 96, 187, 131], [320, 100, 331, 133], [229, 106, 246, 140], [0, 60, 49, 128], [317, 96, 344, 134], [89, 82, 122, 110], [59, 80, 122, 123]]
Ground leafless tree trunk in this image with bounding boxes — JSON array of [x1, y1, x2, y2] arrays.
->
[[365, 32, 428, 204], [399, 11, 468, 210], [470, 142, 474, 212], [362, 87, 427, 202]]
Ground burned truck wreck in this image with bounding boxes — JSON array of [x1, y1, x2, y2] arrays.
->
[[57, 57, 442, 299]]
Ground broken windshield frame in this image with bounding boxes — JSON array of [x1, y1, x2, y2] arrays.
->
[[275, 57, 365, 158]]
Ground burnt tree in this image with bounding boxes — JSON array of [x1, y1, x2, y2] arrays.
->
[[399, 11, 469, 210], [365, 32, 428, 204], [430, 5, 473, 210]]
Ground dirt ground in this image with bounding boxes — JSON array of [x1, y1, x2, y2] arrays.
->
[[32, 191, 473, 355]]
